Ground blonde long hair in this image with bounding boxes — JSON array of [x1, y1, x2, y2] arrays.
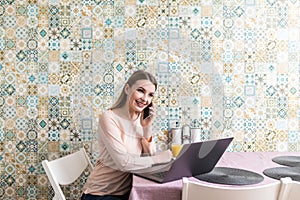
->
[[110, 70, 157, 110]]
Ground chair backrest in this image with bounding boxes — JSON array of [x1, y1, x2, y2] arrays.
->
[[279, 177, 300, 200], [182, 177, 283, 200], [42, 148, 93, 200]]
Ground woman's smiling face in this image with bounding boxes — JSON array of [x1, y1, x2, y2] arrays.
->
[[125, 79, 155, 114]]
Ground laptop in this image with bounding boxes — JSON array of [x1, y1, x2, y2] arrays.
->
[[135, 137, 233, 183]]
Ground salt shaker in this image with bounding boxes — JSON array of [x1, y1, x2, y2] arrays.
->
[[191, 128, 201, 143], [182, 124, 190, 144]]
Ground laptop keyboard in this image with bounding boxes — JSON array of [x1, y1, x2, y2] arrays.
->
[[151, 171, 168, 179]]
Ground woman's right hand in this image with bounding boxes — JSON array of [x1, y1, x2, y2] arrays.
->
[[152, 150, 172, 164]]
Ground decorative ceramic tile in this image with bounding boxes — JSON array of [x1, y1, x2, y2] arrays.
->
[[0, 0, 300, 198]]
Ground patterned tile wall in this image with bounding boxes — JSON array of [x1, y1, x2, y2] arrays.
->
[[0, 0, 300, 199]]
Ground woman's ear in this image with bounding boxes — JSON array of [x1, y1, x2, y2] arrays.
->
[[124, 84, 130, 95]]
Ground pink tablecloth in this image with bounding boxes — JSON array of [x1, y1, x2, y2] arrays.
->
[[129, 152, 300, 200]]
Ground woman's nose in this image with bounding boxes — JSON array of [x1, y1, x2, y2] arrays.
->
[[142, 95, 151, 103]]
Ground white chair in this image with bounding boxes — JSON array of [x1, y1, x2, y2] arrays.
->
[[182, 177, 285, 200], [279, 177, 300, 200], [42, 148, 93, 200]]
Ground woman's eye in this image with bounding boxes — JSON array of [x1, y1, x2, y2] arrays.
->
[[137, 88, 144, 93]]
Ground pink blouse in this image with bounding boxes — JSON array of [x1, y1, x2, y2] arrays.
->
[[83, 110, 156, 196]]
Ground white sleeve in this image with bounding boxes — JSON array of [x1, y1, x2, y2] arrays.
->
[[142, 126, 157, 155], [98, 113, 155, 171]]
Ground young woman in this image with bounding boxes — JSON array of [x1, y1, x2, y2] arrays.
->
[[81, 70, 172, 200]]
